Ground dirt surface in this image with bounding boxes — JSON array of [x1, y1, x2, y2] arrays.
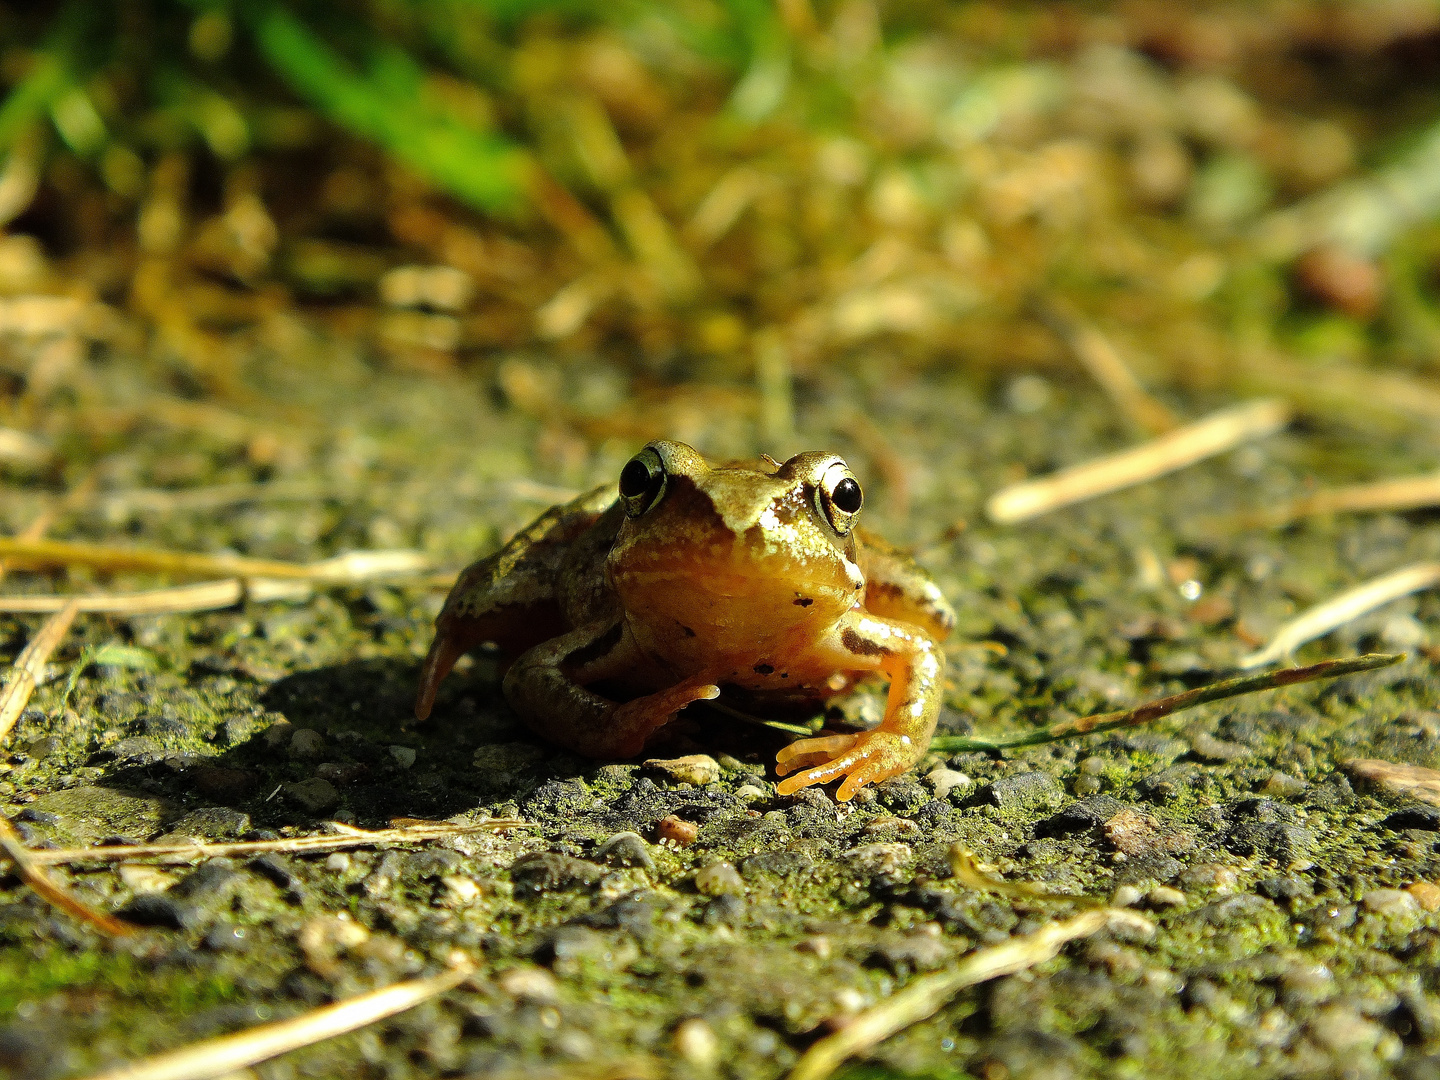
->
[[2, 338, 1440, 1080]]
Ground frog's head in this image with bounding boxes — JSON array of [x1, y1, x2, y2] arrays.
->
[[607, 440, 864, 658]]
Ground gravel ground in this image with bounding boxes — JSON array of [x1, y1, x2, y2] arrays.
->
[[3, 340, 1440, 1080]]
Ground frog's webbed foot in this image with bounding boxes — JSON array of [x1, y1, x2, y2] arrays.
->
[[774, 729, 923, 802]]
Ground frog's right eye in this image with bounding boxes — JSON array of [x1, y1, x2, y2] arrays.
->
[[619, 447, 666, 517]]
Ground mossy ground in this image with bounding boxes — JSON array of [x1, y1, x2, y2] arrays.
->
[[3, 338, 1440, 1079]]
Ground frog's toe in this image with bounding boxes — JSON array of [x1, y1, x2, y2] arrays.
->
[[774, 734, 858, 777], [773, 730, 917, 801]]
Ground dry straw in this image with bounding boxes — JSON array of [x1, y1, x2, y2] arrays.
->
[[986, 399, 1291, 524]]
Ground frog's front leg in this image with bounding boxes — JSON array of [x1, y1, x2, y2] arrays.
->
[[503, 620, 719, 758], [774, 613, 944, 801]]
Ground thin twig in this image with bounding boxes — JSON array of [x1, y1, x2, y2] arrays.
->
[[0, 580, 245, 615], [73, 961, 474, 1080], [929, 653, 1401, 753], [0, 538, 429, 582], [0, 504, 60, 586], [786, 909, 1144, 1080], [1238, 564, 1440, 669], [0, 598, 134, 935], [0, 816, 134, 936], [1235, 472, 1440, 528], [1037, 300, 1178, 436], [985, 399, 1291, 524], [0, 597, 79, 742], [24, 819, 534, 866]]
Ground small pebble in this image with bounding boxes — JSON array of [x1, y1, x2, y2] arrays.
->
[[387, 745, 417, 769], [797, 935, 832, 959], [1293, 245, 1384, 319], [925, 768, 971, 801], [439, 875, 482, 906], [281, 778, 340, 814], [288, 728, 325, 758], [1342, 758, 1440, 806], [1179, 863, 1238, 894], [118, 865, 177, 894], [673, 1018, 719, 1069], [597, 831, 654, 870], [1406, 881, 1440, 912], [324, 853, 351, 873], [1306, 1004, 1388, 1055], [842, 842, 912, 877], [1110, 884, 1144, 908], [644, 754, 721, 786], [656, 815, 699, 847], [1263, 771, 1308, 797], [498, 966, 559, 1003], [262, 720, 294, 748], [1362, 888, 1420, 918], [864, 816, 919, 835], [694, 861, 744, 896], [1147, 886, 1186, 908], [1073, 775, 1104, 796]]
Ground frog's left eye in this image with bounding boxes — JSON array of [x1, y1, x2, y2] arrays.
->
[[619, 447, 666, 517], [817, 461, 863, 534]]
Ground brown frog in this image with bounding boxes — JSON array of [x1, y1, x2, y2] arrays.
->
[[414, 440, 955, 800]]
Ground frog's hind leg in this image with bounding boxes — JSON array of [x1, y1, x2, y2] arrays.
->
[[414, 484, 615, 721], [414, 602, 564, 720], [503, 620, 720, 758]]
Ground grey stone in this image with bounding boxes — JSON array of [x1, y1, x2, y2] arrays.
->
[[597, 831, 654, 870], [387, 744, 417, 769], [26, 786, 178, 842], [281, 778, 340, 813], [740, 850, 814, 881], [983, 771, 1065, 812], [115, 893, 200, 930], [288, 728, 326, 757], [108, 736, 164, 764], [1191, 732, 1250, 762], [155, 807, 251, 843], [1224, 821, 1316, 862], [510, 853, 604, 895]]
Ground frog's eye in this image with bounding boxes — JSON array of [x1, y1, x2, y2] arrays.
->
[[619, 448, 666, 517], [817, 461, 863, 534]]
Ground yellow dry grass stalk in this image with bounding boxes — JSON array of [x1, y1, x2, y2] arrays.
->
[[1241, 471, 1440, 526], [986, 398, 1291, 524], [0, 597, 79, 742], [0, 815, 134, 937], [0, 598, 135, 936], [0, 537, 428, 582], [1239, 562, 1440, 669], [73, 961, 475, 1080], [1038, 300, 1178, 436], [786, 909, 1153, 1080], [25, 818, 534, 866]]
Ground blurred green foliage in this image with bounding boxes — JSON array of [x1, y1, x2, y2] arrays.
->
[[0, 0, 779, 213]]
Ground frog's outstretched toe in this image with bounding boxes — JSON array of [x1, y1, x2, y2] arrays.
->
[[774, 730, 919, 801], [415, 618, 489, 721]]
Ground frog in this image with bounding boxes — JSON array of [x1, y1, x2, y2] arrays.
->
[[414, 440, 955, 801]]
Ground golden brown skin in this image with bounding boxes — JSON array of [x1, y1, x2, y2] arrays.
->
[[415, 440, 955, 801]]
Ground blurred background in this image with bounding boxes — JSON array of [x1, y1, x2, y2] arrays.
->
[[3, 0, 1440, 573]]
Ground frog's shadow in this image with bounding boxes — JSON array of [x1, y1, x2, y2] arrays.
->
[[87, 658, 795, 833]]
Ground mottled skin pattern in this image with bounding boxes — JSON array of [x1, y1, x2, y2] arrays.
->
[[416, 440, 955, 800]]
